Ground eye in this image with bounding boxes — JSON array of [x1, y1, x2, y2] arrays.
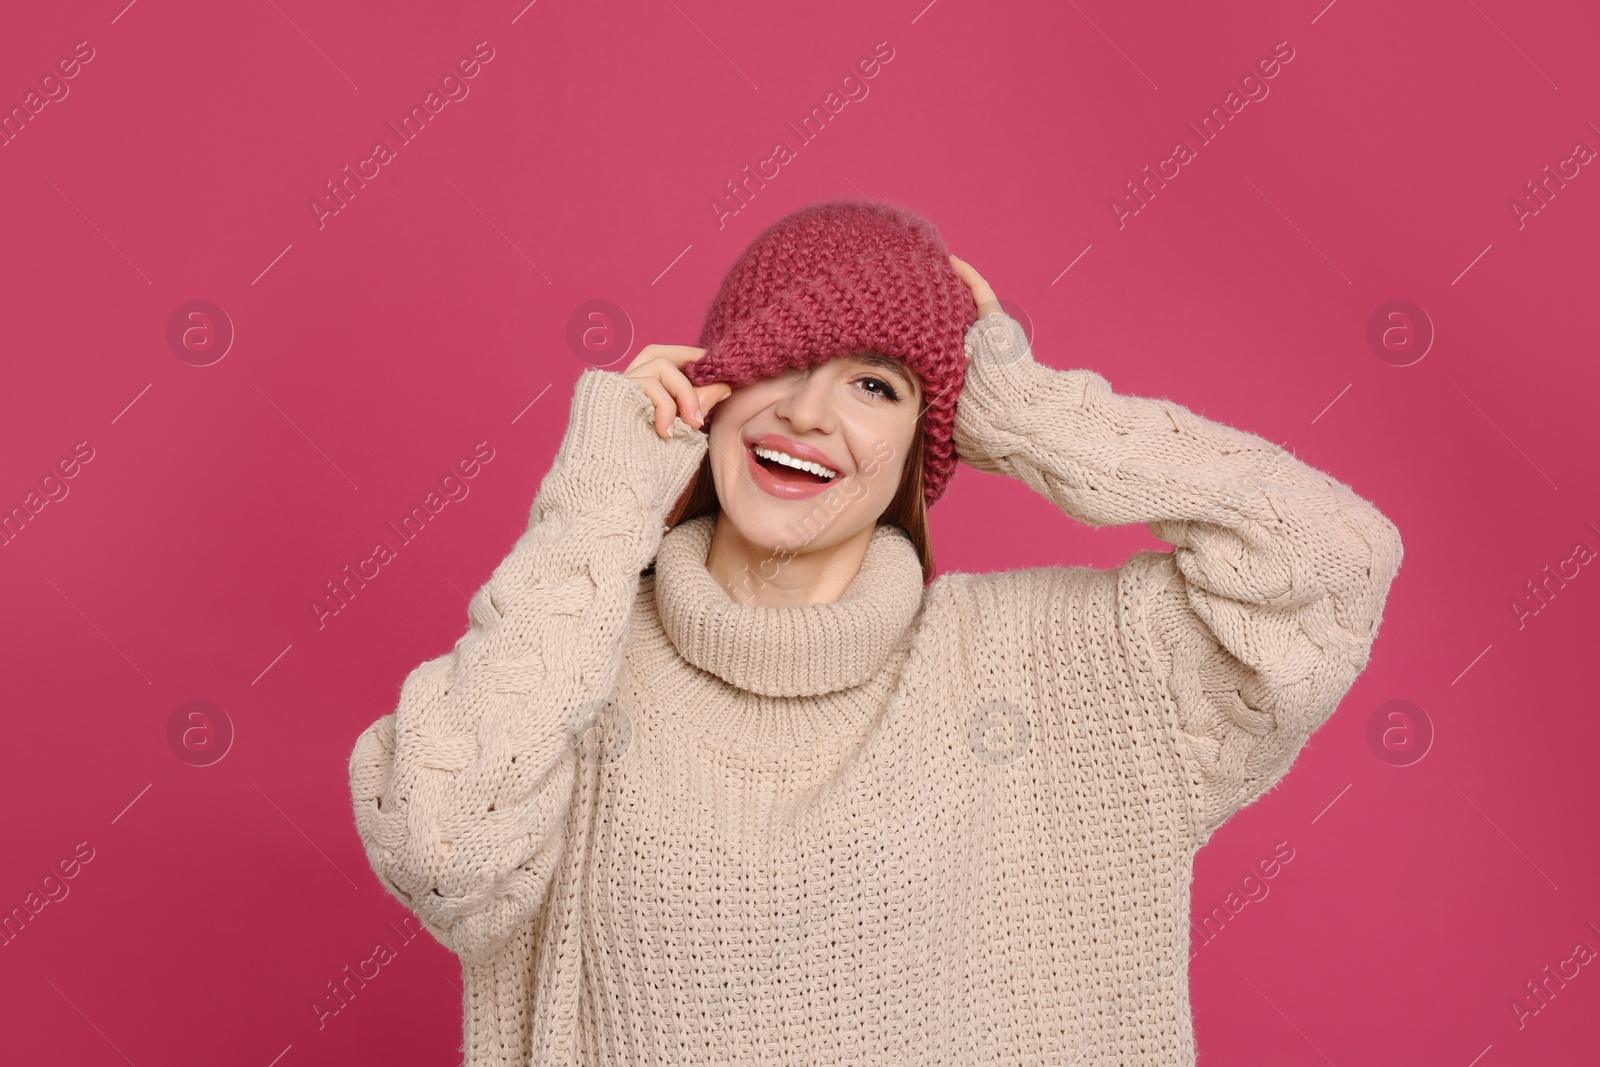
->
[[855, 375, 901, 402]]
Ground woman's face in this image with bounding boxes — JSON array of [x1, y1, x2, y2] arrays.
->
[[706, 353, 922, 556]]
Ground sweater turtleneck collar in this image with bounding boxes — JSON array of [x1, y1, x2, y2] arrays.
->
[[652, 513, 926, 698]]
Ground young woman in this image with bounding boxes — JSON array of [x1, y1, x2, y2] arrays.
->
[[349, 200, 1404, 1066]]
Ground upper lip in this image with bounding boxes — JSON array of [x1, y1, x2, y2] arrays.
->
[[745, 433, 844, 476]]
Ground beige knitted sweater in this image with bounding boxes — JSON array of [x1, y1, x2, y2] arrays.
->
[[348, 311, 1403, 1066]]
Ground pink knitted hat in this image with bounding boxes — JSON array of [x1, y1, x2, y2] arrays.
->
[[683, 199, 976, 507]]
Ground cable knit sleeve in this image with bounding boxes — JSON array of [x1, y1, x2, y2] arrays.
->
[[951, 311, 1404, 848], [347, 369, 708, 964]]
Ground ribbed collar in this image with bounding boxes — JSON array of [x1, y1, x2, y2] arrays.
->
[[652, 514, 926, 698]]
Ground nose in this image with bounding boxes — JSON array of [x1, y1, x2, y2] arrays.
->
[[772, 364, 839, 436]]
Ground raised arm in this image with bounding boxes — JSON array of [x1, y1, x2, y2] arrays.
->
[[347, 369, 708, 964], [952, 310, 1404, 848]]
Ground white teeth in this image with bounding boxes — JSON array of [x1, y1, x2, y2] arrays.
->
[[753, 445, 837, 480]]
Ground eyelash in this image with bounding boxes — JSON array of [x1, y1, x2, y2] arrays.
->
[[856, 375, 901, 402], [785, 366, 903, 402]]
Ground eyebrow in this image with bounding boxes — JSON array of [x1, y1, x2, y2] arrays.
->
[[851, 353, 919, 396]]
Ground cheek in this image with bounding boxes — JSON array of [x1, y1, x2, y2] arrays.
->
[[853, 418, 914, 478], [709, 386, 774, 438], [708, 416, 737, 453], [707, 395, 758, 451], [708, 426, 749, 490], [851, 442, 903, 495], [876, 454, 910, 498]]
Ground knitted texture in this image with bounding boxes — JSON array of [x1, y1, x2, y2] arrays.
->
[[348, 312, 1405, 1066], [681, 199, 977, 507]]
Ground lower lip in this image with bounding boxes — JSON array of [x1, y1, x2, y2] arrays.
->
[[744, 445, 838, 500]]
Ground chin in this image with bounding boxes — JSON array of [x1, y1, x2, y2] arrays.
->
[[719, 484, 876, 556]]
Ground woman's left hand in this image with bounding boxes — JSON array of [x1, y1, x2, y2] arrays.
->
[[948, 254, 1002, 319]]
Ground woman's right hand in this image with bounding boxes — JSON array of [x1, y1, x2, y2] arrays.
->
[[623, 345, 734, 439]]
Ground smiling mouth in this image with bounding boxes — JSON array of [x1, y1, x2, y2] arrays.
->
[[750, 444, 838, 483]]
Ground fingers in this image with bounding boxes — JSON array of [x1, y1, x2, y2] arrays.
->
[[696, 382, 732, 416], [633, 363, 722, 438], [948, 254, 991, 300], [623, 344, 728, 439], [656, 367, 705, 429], [624, 343, 707, 374], [633, 377, 679, 438], [948, 254, 1001, 317]]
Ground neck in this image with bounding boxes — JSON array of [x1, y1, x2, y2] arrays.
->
[[704, 511, 875, 606]]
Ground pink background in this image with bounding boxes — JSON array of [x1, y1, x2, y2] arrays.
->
[[3, 0, 1597, 1063]]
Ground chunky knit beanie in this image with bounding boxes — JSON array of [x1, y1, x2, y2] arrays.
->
[[683, 199, 977, 507]]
